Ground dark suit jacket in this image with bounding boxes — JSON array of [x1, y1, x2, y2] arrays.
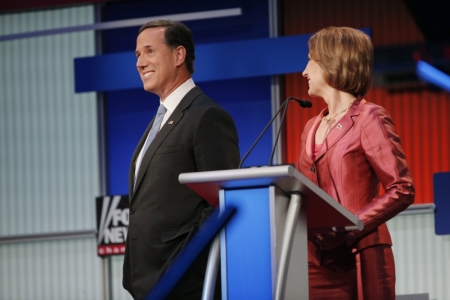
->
[[123, 87, 240, 299], [296, 98, 415, 265]]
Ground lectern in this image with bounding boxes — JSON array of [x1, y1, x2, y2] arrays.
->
[[179, 165, 363, 300]]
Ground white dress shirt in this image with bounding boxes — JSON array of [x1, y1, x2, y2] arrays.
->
[[134, 78, 196, 181]]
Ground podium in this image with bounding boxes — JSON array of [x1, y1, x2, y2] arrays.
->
[[179, 165, 363, 300]]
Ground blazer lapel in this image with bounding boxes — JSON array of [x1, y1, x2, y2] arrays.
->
[[305, 115, 323, 161], [129, 118, 155, 198], [322, 114, 354, 149], [132, 87, 202, 199], [314, 98, 364, 161]]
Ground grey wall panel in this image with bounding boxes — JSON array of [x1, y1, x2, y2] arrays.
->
[[0, 5, 103, 300], [111, 255, 134, 300], [388, 213, 450, 300], [0, 5, 99, 236], [0, 238, 102, 300]]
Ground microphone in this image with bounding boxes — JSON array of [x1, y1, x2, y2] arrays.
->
[[238, 97, 312, 168], [268, 97, 312, 166], [293, 98, 312, 109]]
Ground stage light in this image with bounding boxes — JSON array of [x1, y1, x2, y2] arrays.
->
[[416, 60, 450, 91]]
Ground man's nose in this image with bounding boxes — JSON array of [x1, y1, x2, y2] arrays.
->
[[136, 56, 147, 69]]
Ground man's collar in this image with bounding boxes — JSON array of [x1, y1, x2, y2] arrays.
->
[[160, 78, 195, 112]]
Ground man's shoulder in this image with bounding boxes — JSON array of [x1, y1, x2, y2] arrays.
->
[[185, 87, 221, 109]]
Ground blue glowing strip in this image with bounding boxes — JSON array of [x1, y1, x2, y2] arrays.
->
[[145, 206, 236, 300], [416, 60, 450, 92], [74, 34, 312, 93]]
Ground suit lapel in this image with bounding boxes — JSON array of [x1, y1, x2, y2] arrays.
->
[[129, 118, 155, 197], [312, 98, 364, 161], [305, 115, 323, 160], [131, 87, 202, 200]]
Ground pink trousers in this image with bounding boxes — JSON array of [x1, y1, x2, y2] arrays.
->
[[308, 245, 396, 300]]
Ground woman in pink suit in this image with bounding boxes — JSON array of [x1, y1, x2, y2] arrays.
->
[[296, 26, 415, 299]]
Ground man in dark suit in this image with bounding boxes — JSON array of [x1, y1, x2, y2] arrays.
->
[[122, 20, 240, 300]]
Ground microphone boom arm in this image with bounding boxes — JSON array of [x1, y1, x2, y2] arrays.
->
[[238, 97, 312, 168]]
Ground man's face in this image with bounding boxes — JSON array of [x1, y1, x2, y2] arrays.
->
[[135, 27, 178, 98]]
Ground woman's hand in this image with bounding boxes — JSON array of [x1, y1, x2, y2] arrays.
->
[[313, 232, 348, 250]]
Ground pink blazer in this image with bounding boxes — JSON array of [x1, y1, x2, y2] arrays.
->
[[296, 98, 415, 265]]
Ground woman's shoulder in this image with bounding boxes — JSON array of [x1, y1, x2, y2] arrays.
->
[[359, 100, 390, 116], [357, 100, 396, 130]]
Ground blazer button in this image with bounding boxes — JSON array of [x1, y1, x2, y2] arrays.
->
[[310, 166, 315, 172], [130, 208, 135, 214]]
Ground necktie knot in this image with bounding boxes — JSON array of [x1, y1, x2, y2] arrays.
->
[[157, 104, 167, 115]]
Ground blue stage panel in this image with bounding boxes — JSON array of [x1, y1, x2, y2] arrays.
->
[[433, 172, 450, 235], [74, 34, 311, 93], [224, 188, 273, 300]]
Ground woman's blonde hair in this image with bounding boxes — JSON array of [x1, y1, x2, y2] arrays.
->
[[308, 27, 373, 96]]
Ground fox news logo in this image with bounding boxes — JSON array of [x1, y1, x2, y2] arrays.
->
[[96, 195, 129, 256]]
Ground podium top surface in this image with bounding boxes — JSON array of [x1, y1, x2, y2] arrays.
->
[[179, 165, 363, 230]]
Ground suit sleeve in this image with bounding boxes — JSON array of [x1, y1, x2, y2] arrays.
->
[[348, 106, 415, 240], [193, 106, 240, 172], [190, 106, 240, 225]]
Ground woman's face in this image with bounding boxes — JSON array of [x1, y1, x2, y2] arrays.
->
[[302, 55, 329, 98]]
